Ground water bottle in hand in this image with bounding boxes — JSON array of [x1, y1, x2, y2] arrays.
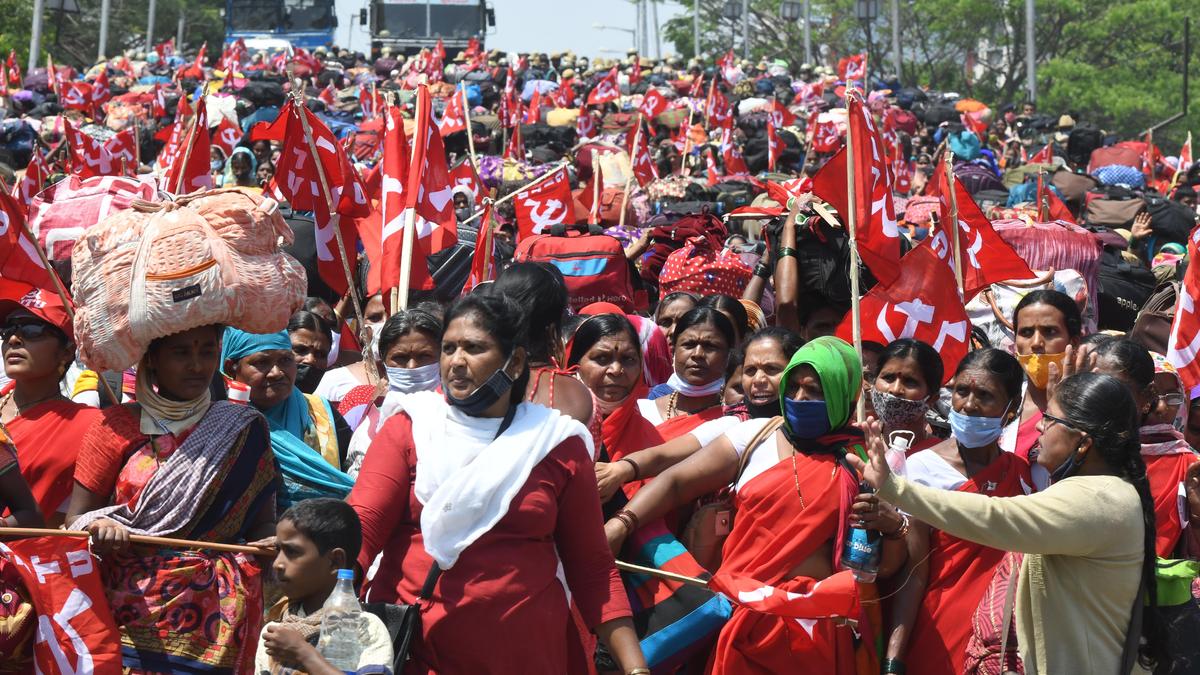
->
[[317, 569, 364, 673]]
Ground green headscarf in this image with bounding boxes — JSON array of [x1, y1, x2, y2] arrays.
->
[[779, 335, 862, 431]]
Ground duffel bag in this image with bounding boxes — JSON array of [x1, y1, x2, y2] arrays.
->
[[28, 174, 159, 261], [1096, 248, 1157, 332], [72, 188, 307, 371], [513, 223, 640, 312], [660, 235, 753, 297]]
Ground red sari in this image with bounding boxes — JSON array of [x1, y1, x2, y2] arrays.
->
[[1141, 434, 1199, 556], [655, 405, 725, 441], [5, 398, 99, 522], [904, 452, 1032, 675], [709, 448, 862, 674]]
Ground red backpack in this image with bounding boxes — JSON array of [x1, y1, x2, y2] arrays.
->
[[513, 224, 641, 312]]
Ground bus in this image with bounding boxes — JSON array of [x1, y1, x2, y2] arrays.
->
[[366, 0, 493, 56], [224, 0, 338, 50]]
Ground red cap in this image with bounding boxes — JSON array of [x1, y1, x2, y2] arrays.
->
[[0, 278, 73, 342]]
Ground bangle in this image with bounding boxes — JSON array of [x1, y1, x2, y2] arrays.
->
[[884, 513, 911, 540], [613, 508, 640, 534], [754, 262, 772, 278], [883, 658, 906, 674], [627, 669, 652, 675], [776, 246, 797, 260], [619, 457, 641, 481]]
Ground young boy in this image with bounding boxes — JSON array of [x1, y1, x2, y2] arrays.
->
[[255, 498, 394, 675]]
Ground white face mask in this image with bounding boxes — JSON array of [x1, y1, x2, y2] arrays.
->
[[385, 362, 441, 393], [326, 329, 341, 368], [364, 321, 385, 361]]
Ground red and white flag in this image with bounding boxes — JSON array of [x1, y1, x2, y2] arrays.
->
[[720, 120, 750, 175], [837, 243, 972, 378], [810, 92, 902, 285], [809, 112, 843, 153], [1180, 131, 1193, 169], [705, 148, 722, 187], [577, 160, 603, 225], [359, 85, 383, 120], [525, 89, 543, 124], [383, 85, 457, 303], [61, 81, 93, 112], [716, 49, 739, 84], [438, 88, 468, 136], [553, 77, 576, 108], [466, 203, 497, 291], [1169, 224, 1200, 395], [318, 82, 337, 106], [151, 84, 169, 118], [924, 170, 1034, 299], [1029, 142, 1054, 165], [576, 109, 598, 140], [162, 97, 213, 194], [500, 67, 518, 128], [628, 123, 658, 187], [503, 122, 526, 160], [709, 570, 860, 619], [838, 53, 867, 82], [0, 190, 56, 289], [377, 105, 411, 302], [0, 536, 122, 674], [766, 121, 782, 172], [628, 55, 642, 86], [63, 120, 134, 177], [90, 68, 111, 111], [768, 101, 797, 129], [705, 83, 732, 128], [13, 149, 49, 210], [448, 160, 486, 206], [587, 67, 620, 106], [639, 88, 668, 119], [514, 165, 574, 240], [211, 116, 244, 158], [6, 50, 21, 89], [766, 177, 810, 206]]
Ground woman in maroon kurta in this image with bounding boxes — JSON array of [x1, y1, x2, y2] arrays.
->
[[348, 293, 646, 675]]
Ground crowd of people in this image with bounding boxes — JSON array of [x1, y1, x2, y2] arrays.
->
[[0, 32, 1198, 675]]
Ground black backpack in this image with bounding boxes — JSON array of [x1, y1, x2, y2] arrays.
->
[[1143, 194, 1199, 248], [1067, 125, 1104, 167], [1097, 248, 1158, 332]]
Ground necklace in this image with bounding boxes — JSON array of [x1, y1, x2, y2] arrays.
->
[[666, 392, 679, 419], [0, 390, 62, 419], [790, 451, 807, 511]]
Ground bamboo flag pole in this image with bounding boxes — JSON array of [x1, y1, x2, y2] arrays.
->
[[614, 560, 708, 588], [845, 93, 864, 420], [395, 209, 418, 312], [681, 107, 695, 175], [173, 106, 201, 195], [461, 83, 479, 173], [292, 88, 365, 328], [458, 161, 569, 228], [0, 527, 270, 555], [618, 115, 642, 229], [944, 152, 964, 295]]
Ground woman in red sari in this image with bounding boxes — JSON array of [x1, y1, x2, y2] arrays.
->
[[348, 294, 646, 674], [882, 348, 1031, 675], [609, 336, 906, 673], [640, 307, 735, 441], [868, 339, 943, 458], [0, 289, 98, 526]]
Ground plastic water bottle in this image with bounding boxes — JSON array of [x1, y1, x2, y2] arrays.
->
[[841, 432, 913, 582], [317, 569, 364, 672], [885, 430, 913, 478]]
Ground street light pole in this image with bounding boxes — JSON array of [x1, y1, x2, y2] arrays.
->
[[804, 0, 812, 65], [98, 0, 111, 60], [890, 0, 901, 79], [1025, 0, 1036, 102], [742, 0, 750, 59], [28, 0, 44, 72], [146, 0, 157, 52], [694, 0, 700, 59]]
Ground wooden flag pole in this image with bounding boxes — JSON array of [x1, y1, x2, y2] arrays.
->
[[944, 152, 964, 295], [845, 92, 865, 421], [614, 560, 708, 588], [458, 161, 569, 227], [395, 209, 418, 312], [461, 83, 479, 173], [0, 527, 269, 555], [618, 116, 643, 229], [292, 88, 365, 330], [681, 106, 696, 175]]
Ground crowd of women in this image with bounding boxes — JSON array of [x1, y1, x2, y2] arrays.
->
[[0, 196, 1193, 674]]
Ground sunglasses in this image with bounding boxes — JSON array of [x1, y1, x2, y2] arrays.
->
[[1159, 393, 1186, 408], [2, 321, 64, 343]]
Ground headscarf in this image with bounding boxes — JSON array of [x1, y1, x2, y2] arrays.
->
[[780, 335, 861, 431], [221, 146, 257, 187], [1144, 352, 1189, 442], [221, 327, 292, 364], [136, 360, 212, 436]]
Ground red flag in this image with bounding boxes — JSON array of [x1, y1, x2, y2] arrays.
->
[[63, 119, 127, 177], [448, 160, 486, 206], [211, 116, 244, 158], [766, 121, 782, 172], [438, 88, 468, 136], [13, 149, 49, 210], [466, 203, 497, 290], [927, 171, 1034, 298], [716, 50, 738, 84], [0, 536, 123, 674], [385, 85, 457, 302], [151, 83, 169, 118], [6, 50, 21, 89], [576, 108, 597, 140], [103, 128, 138, 174], [553, 77, 576, 108], [247, 101, 291, 143], [378, 106, 411, 301], [923, 154, 946, 197], [359, 84, 383, 119], [838, 53, 867, 82], [960, 112, 988, 138], [688, 73, 705, 99], [768, 101, 797, 129], [46, 54, 60, 99], [155, 37, 175, 60], [766, 177, 810, 206], [719, 120, 750, 175], [0, 190, 57, 288], [500, 67, 518, 128], [705, 148, 721, 187], [709, 570, 860, 620], [1029, 142, 1054, 164], [525, 88, 543, 124], [162, 97, 213, 194], [811, 92, 901, 285], [60, 81, 94, 112], [809, 112, 843, 153], [1181, 132, 1193, 168], [638, 88, 668, 120], [628, 123, 659, 187], [503, 122, 526, 160], [628, 56, 642, 86], [705, 82, 731, 128], [514, 166, 574, 240], [836, 244, 972, 379], [587, 67, 620, 105], [577, 160, 603, 225], [1169, 226, 1200, 394], [90, 68, 111, 108], [318, 82, 337, 106]]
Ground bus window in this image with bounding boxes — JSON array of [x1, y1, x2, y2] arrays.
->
[[429, 5, 481, 39], [375, 3, 427, 39], [284, 0, 336, 31], [229, 0, 282, 32]]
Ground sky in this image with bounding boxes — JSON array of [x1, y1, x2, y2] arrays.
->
[[487, 0, 688, 58]]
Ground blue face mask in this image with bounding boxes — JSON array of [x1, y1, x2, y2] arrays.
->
[[949, 408, 1009, 448], [782, 398, 832, 439]]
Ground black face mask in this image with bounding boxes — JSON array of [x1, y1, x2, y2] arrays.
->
[[1050, 437, 1088, 483], [445, 356, 518, 416], [294, 363, 324, 395], [744, 397, 780, 419]]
